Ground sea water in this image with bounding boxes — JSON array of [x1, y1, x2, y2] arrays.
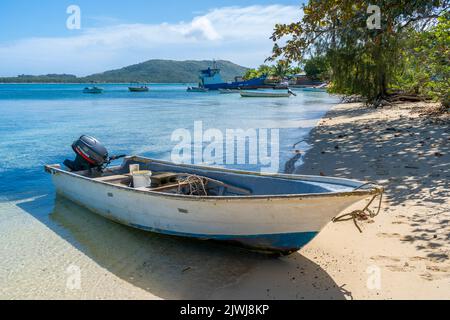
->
[[0, 83, 339, 298], [0, 83, 338, 202]]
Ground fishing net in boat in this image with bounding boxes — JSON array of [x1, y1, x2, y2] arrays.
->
[[177, 175, 209, 196]]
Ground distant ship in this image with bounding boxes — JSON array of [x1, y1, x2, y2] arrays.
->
[[198, 62, 267, 90]]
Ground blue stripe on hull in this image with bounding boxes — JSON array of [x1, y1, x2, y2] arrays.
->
[[129, 223, 318, 253], [204, 78, 266, 90]]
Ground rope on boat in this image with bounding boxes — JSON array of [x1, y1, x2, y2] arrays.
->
[[332, 182, 384, 233], [177, 175, 208, 196]]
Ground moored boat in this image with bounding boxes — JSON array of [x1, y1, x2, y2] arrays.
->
[[197, 61, 268, 90], [187, 86, 209, 92], [301, 87, 327, 92], [83, 86, 103, 94], [240, 90, 296, 98], [128, 83, 149, 92], [45, 136, 382, 255]]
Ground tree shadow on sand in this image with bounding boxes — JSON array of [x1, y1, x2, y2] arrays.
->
[[294, 103, 449, 262], [17, 195, 348, 300]]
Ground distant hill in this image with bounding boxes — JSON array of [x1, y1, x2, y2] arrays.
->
[[0, 60, 249, 83], [84, 60, 248, 83]]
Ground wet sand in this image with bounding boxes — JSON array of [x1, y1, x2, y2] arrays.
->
[[1, 101, 448, 300]]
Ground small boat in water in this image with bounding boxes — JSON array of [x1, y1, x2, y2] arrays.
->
[[301, 87, 327, 92], [45, 136, 382, 255], [83, 86, 103, 94], [128, 83, 149, 92], [187, 86, 209, 92], [240, 89, 296, 98]]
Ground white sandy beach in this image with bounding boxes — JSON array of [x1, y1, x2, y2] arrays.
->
[[1, 101, 448, 300], [292, 102, 450, 299]]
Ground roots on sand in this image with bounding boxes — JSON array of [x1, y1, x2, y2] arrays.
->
[[342, 92, 449, 113]]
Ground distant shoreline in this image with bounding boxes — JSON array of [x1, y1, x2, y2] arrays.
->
[[0, 59, 248, 85], [0, 82, 193, 85]]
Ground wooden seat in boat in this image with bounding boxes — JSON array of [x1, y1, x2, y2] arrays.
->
[[93, 175, 130, 184]]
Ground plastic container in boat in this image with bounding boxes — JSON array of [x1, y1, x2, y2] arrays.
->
[[129, 164, 140, 174], [132, 170, 152, 188]]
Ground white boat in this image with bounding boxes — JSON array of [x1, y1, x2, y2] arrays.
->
[[316, 83, 328, 89], [83, 86, 103, 94], [219, 89, 241, 94], [301, 87, 327, 92], [240, 90, 295, 98], [45, 149, 381, 255], [187, 86, 209, 92]]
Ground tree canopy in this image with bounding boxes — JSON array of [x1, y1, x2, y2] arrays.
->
[[268, 0, 449, 105], [303, 55, 330, 81], [243, 61, 302, 80], [394, 13, 449, 107]]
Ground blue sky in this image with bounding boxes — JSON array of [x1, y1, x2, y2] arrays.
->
[[0, 1, 305, 76]]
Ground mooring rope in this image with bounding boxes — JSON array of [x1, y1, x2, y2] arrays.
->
[[332, 182, 384, 233], [177, 175, 208, 196]]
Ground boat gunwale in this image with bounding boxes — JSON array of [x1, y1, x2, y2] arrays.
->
[[240, 91, 291, 98], [45, 156, 382, 201]]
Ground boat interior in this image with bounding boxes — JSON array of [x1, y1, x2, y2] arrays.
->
[[63, 157, 361, 197]]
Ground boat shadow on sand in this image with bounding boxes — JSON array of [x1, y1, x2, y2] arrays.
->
[[18, 195, 349, 300], [292, 103, 449, 263]]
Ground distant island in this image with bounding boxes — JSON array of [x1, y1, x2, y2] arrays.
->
[[0, 60, 249, 84]]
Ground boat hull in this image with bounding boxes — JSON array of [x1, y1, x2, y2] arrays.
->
[[203, 77, 266, 90], [128, 87, 149, 92], [240, 91, 291, 98], [46, 163, 373, 254], [187, 87, 209, 92], [83, 88, 103, 94]]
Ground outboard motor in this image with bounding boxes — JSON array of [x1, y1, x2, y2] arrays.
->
[[64, 135, 125, 172]]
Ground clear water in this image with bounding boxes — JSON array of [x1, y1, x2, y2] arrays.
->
[[0, 84, 340, 297], [0, 83, 339, 202]]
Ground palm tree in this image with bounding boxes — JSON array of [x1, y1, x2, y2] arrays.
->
[[270, 61, 290, 80]]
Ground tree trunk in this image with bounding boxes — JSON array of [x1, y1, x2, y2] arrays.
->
[[381, 72, 388, 96]]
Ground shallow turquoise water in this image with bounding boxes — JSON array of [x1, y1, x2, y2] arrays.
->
[[0, 84, 339, 202]]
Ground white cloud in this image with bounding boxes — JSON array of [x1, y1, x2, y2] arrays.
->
[[182, 16, 222, 41], [0, 5, 302, 76]]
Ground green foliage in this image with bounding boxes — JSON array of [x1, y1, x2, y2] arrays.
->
[[243, 62, 303, 80], [268, 0, 449, 104], [303, 56, 330, 81], [271, 60, 290, 79], [243, 68, 263, 80], [394, 13, 450, 106]]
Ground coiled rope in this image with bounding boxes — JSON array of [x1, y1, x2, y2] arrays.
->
[[177, 175, 208, 196], [332, 182, 384, 233]]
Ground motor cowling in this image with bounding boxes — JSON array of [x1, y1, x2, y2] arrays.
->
[[64, 135, 109, 171]]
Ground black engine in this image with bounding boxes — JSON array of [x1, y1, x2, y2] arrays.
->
[[64, 135, 125, 172]]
